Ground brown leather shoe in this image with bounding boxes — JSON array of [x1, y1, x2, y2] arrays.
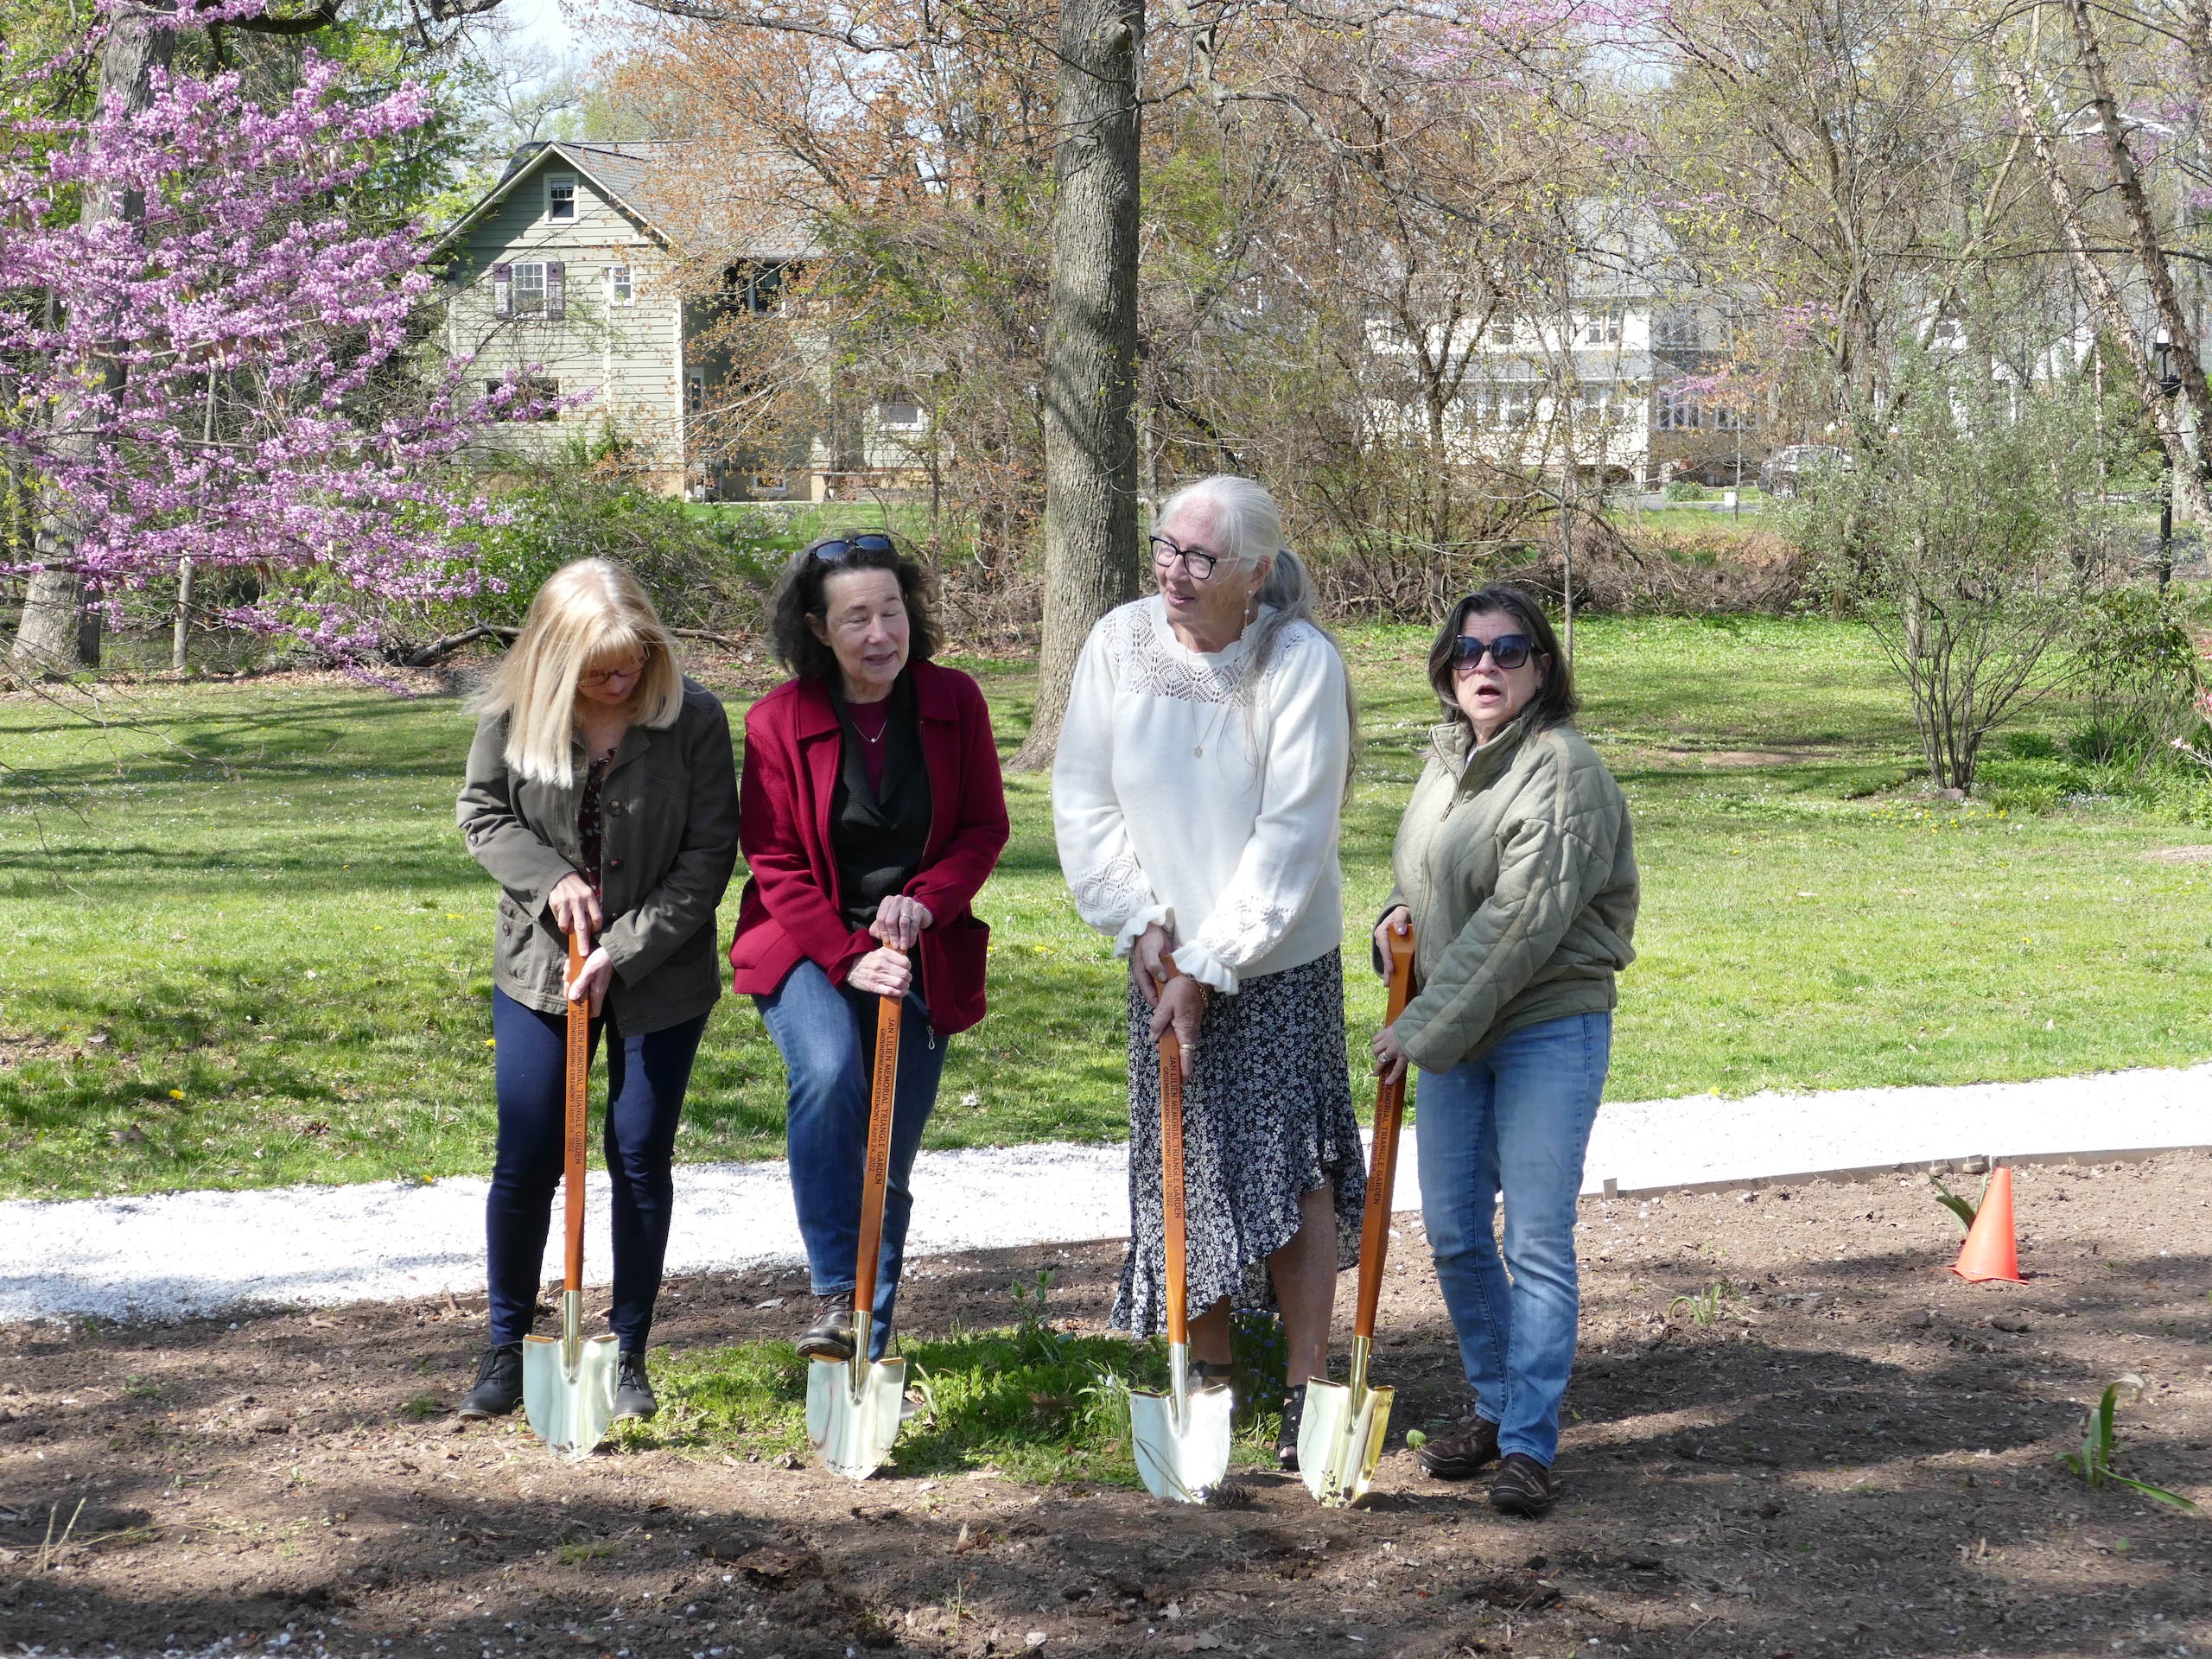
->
[[1488, 1451, 1555, 1518], [1413, 1416, 1501, 1480]]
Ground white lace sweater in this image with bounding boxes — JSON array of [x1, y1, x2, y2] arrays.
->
[[1052, 596, 1351, 994]]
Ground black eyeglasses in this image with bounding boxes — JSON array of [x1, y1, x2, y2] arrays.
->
[[1452, 632, 1535, 671], [1149, 534, 1222, 582], [808, 533, 898, 563]]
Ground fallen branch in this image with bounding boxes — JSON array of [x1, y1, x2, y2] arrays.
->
[[401, 624, 516, 666], [671, 626, 751, 651], [401, 623, 748, 667]]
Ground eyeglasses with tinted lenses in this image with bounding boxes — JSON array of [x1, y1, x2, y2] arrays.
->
[[1149, 535, 1221, 581], [1452, 632, 1534, 671], [809, 533, 898, 563], [582, 659, 646, 687]]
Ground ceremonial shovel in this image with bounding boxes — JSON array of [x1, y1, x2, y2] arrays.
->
[[1299, 920, 1417, 1506], [1128, 951, 1234, 1503], [805, 958, 910, 1480], [521, 932, 621, 1462]]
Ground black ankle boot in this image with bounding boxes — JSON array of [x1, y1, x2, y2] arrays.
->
[[458, 1344, 523, 1419], [796, 1296, 856, 1363], [613, 1351, 658, 1421]]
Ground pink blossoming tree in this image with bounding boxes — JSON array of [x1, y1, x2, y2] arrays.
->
[[0, 3, 524, 673]]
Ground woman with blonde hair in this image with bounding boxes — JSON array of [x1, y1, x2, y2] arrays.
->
[[453, 558, 741, 1423]]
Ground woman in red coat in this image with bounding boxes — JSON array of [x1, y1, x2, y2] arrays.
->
[[729, 532, 1009, 1361]]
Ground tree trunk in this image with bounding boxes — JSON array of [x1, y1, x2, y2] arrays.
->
[[1008, 0, 1145, 772], [10, 11, 174, 677], [2062, 0, 2212, 488], [2002, 67, 2212, 524]]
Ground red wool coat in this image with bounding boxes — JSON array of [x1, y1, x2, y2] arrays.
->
[[728, 659, 1010, 1034]]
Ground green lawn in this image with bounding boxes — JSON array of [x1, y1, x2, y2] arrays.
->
[[3, 615, 2209, 1201]]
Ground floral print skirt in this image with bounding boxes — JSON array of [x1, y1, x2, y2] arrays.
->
[[1112, 948, 1366, 1338]]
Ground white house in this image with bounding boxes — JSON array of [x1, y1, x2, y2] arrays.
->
[[1366, 208, 1768, 489]]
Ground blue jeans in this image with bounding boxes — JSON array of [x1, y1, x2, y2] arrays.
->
[[1414, 1011, 1611, 1466], [486, 988, 709, 1352], [756, 959, 946, 1358]]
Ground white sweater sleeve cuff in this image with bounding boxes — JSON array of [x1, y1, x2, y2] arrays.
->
[[1113, 905, 1172, 958], [1169, 938, 1239, 995]]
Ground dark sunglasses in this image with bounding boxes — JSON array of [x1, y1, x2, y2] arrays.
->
[[808, 533, 898, 563], [1452, 632, 1535, 671]]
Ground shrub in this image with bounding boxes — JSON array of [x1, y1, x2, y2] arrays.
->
[[1793, 354, 2135, 791]]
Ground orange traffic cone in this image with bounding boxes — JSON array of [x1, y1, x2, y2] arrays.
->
[[1950, 1165, 2024, 1284]]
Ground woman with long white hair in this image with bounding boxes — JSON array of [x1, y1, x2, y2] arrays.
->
[[453, 558, 740, 1425], [1053, 474, 1363, 1471]]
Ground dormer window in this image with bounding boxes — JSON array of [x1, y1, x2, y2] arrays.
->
[[546, 175, 576, 222]]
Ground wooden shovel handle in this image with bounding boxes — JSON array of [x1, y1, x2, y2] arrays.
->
[[1155, 951, 1191, 1350], [563, 931, 590, 1294], [853, 961, 903, 1325], [1352, 925, 1417, 1342]]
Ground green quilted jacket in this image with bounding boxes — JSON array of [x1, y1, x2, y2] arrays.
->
[[1380, 711, 1639, 1073]]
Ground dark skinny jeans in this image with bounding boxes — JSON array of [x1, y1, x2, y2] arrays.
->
[[485, 986, 708, 1352]]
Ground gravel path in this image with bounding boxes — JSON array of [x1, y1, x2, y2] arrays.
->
[[5, 1060, 2206, 1324]]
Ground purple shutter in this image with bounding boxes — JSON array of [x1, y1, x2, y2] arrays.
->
[[546, 262, 565, 321], [493, 262, 512, 320]]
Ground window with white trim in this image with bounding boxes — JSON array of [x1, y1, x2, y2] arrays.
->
[[512, 262, 547, 316], [546, 175, 576, 222], [1580, 308, 1624, 346], [1464, 384, 1535, 425], [876, 399, 924, 429], [607, 265, 632, 306], [1654, 308, 1705, 351], [487, 376, 560, 422], [1656, 391, 1703, 430]]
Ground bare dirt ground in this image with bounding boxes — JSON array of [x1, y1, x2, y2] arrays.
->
[[3, 1153, 2208, 1659]]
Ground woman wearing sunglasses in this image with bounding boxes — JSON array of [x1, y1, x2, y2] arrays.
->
[[454, 559, 741, 1424], [1053, 474, 1363, 1472], [1371, 585, 1638, 1517], [729, 531, 1009, 1363]]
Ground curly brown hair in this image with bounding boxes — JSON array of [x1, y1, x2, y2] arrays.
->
[[766, 531, 942, 682]]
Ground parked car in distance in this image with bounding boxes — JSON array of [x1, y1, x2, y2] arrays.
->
[[1759, 443, 1850, 499]]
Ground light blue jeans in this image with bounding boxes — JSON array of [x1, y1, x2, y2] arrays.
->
[[755, 959, 945, 1360], [1414, 1011, 1611, 1466]]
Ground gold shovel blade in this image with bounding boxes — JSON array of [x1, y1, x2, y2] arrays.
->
[[1128, 1380, 1235, 1503], [521, 1332, 621, 1463], [806, 1354, 908, 1480], [1298, 1379, 1395, 1508]]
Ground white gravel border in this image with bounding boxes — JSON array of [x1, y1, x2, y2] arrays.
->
[[3, 1061, 2207, 1325]]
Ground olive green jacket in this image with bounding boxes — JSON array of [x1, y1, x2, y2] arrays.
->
[[1381, 712, 1638, 1074], [456, 678, 741, 1032]]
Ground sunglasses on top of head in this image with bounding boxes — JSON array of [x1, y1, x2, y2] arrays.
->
[[1452, 632, 1535, 671], [808, 532, 899, 563]]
